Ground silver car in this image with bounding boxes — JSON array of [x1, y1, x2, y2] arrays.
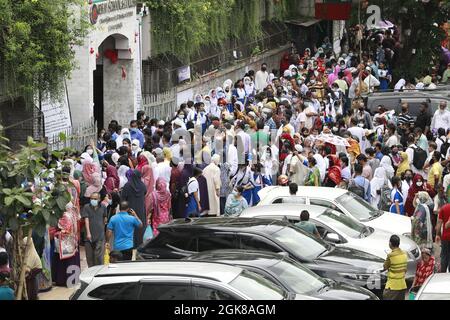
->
[[240, 204, 420, 282], [415, 273, 450, 300], [71, 260, 303, 300]]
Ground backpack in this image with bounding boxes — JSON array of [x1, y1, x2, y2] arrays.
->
[[440, 138, 450, 158], [348, 178, 365, 198], [378, 182, 392, 211], [412, 146, 427, 170]]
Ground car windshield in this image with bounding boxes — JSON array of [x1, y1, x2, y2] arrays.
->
[[318, 209, 370, 238], [271, 226, 330, 261], [229, 270, 286, 300], [336, 193, 379, 221], [268, 259, 327, 294]]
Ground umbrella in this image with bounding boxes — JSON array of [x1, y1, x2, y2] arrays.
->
[[316, 133, 350, 147], [369, 20, 395, 31]]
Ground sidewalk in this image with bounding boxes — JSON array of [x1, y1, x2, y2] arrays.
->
[[38, 246, 88, 300]]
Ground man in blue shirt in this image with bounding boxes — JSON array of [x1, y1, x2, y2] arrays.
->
[[129, 120, 145, 148], [351, 164, 371, 203], [106, 201, 143, 261]]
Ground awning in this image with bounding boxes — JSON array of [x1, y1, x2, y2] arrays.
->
[[285, 19, 322, 28]]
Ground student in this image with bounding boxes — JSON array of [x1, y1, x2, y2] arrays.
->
[[0, 273, 14, 300]]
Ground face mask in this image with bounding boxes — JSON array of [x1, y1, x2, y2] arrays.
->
[[416, 181, 423, 187], [123, 134, 130, 139], [90, 199, 99, 207], [87, 149, 94, 156], [405, 176, 412, 182], [108, 199, 113, 205], [132, 145, 139, 151], [261, 67, 267, 72], [179, 114, 185, 119]]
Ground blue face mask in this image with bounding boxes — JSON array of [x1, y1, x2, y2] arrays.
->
[[90, 200, 99, 207]]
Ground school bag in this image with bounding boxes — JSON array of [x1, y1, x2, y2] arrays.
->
[[348, 178, 365, 198], [440, 138, 450, 158]]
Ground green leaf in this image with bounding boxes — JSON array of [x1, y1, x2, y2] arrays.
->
[[58, 132, 67, 142], [42, 209, 50, 222], [56, 196, 68, 211], [2, 188, 12, 195], [34, 223, 46, 238], [15, 195, 32, 207], [4, 197, 14, 206]]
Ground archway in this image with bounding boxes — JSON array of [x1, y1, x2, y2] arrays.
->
[[94, 33, 133, 131]]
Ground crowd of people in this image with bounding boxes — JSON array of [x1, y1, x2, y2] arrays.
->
[[1, 38, 450, 300]]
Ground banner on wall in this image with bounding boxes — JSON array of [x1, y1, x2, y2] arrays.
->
[[178, 66, 191, 83], [315, 0, 352, 20]]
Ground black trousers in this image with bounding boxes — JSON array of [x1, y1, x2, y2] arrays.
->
[[220, 197, 226, 216], [120, 248, 133, 261]]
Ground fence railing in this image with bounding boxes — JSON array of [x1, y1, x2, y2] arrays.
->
[[47, 117, 97, 151], [143, 88, 177, 121]]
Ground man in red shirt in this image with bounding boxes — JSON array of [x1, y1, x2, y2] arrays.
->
[[436, 204, 450, 272]]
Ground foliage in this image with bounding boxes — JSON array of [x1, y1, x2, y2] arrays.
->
[[351, 0, 449, 81], [0, 0, 89, 100], [0, 134, 71, 238], [146, 0, 295, 62]]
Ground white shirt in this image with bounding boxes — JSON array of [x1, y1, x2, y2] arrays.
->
[[170, 143, 181, 160], [385, 135, 399, 148], [342, 166, 351, 181], [364, 74, 381, 92], [187, 110, 207, 124], [431, 109, 450, 131], [236, 130, 251, 154], [187, 177, 200, 201], [227, 144, 238, 177], [296, 112, 307, 131], [255, 70, 269, 92]]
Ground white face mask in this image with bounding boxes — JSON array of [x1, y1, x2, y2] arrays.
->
[[87, 149, 94, 156], [179, 114, 185, 119], [123, 133, 130, 139], [416, 181, 423, 187], [132, 145, 139, 151]]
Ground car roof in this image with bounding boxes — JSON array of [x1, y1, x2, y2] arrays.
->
[[258, 186, 348, 201], [242, 204, 328, 218], [421, 273, 450, 294], [159, 217, 289, 235], [89, 261, 243, 284], [188, 249, 285, 269]]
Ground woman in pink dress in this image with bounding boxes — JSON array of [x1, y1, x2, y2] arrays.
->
[[150, 178, 172, 237]]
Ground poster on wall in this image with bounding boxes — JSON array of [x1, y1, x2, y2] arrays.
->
[[41, 81, 72, 144], [178, 66, 191, 83]]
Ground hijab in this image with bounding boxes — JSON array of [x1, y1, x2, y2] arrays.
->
[[127, 170, 146, 194], [141, 165, 155, 194], [153, 178, 171, 206], [396, 152, 410, 177], [118, 165, 130, 189], [105, 165, 120, 193], [136, 154, 149, 173], [23, 237, 42, 271], [394, 79, 406, 91], [180, 163, 194, 187], [380, 155, 395, 179], [415, 191, 433, 249], [371, 167, 388, 197], [406, 174, 425, 216]]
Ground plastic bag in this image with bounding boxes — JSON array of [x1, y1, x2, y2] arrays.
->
[[104, 247, 110, 265], [143, 225, 154, 242]]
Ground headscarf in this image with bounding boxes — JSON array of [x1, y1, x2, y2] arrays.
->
[[62, 159, 75, 178], [380, 155, 395, 179], [327, 155, 342, 185], [127, 170, 146, 194], [105, 165, 120, 193], [180, 164, 193, 187], [415, 191, 433, 249], [396, 152, 410, 177], [371, 167, 389, 200], [136, 154, 149, 173], [394, 79, 406, 91], [152, 178, 171, 214], [82, 158, 102, 197], [23, 237, 42, 271], [118, 165, 129, 189], [141, 165, 155, 195], [141, 151, 156, 168], [163, 147, 172, 162], [406, 174, 426, 216]]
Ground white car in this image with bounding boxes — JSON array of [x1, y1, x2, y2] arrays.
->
[[257, 186, 411, 236], [240, 204, 420, 282], [415, 274, 450, 300]]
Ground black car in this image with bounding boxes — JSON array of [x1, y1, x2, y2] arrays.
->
[[137, 218, 387, 294], [185, 250, 379, 300]]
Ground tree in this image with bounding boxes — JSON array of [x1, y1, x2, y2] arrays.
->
[[0, 132, 71, 299], [0, 0, 89, 100]]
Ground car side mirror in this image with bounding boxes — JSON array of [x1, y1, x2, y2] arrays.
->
[[324, 233, 340, 244]]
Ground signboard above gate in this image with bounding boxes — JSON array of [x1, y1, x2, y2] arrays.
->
[[315, 0, 352, 20], [89, 0, 136, 25]]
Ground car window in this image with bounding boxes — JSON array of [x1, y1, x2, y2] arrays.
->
[[239, 234, 282, 252], [228, 270, 286, 300], [88, 282, 140, 300], [139, 283, 193, 300], [336, 193, 378, 221], [309, 199, 342, 213], [197, 234, 237, 252], [194, 286, 238, 300], [271, 226, 329, 261], [318, 209, 367, 238], [165, 237, 195, 251]]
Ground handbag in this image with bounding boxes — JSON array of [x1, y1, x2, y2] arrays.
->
[[143, 225, 154, 242]]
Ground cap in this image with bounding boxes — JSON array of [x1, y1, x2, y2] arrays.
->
[[153, 148, 163, 156], [173, 118, 184, 128], [157, 120, 165, 126], [171, 157, 180, 166], [295, 144, 303, 153]]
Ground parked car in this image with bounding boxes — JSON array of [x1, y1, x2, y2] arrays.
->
[[256, 186, 411, 236], [240, 204, 419, 283], [186, 250, 379, 300], [70, 260, 297, 300], [137, 218, 387, 294], [415, 273, 450, 300], [365, 90, 450, 117]]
